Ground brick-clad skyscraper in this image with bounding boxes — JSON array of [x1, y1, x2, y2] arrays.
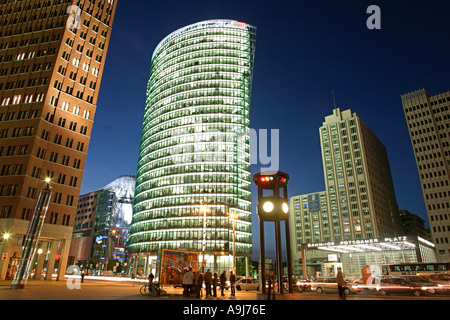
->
[[402, 89, 450, 262], [0, 0, 117, 281]]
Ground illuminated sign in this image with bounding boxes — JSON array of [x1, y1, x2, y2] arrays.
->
[[160, 249, 199, 287], [328, 254, 338, 262], [95, 235, 105, 244], [235, 21, 247, 29], [307, 236, 411, 249]]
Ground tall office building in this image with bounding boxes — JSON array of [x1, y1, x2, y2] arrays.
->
[[401, 89, 450, 262], [0, 0, 117, 281], [319, 108, 403, 239], [69, 189, 98, 266], [289, 108, 404, 275], [70, 175, 134, 272], [130, 20, 256, 276]]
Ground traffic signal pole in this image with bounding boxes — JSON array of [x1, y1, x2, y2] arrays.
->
[[253, 171, 293, 297]]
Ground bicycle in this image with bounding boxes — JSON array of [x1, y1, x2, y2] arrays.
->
[[140, 283, 161, 297]]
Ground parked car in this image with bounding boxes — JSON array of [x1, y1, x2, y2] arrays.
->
[[235, 277, 259, 291], [310, 277, 360, 295]]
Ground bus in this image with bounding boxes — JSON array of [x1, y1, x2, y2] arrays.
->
[[382, 262, 450, 276]]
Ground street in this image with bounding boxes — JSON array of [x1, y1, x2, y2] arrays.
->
[[1, 278, 449, 301], [0, 279, 448, 319]]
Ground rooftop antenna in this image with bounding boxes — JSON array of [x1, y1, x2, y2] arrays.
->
[[332, 91, 337, 109]]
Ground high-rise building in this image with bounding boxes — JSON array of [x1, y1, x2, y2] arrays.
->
[[130, 20, 257, 277], [0, 0, 117, 281], [399, 209, 429, 240], [70, 175, 134, 272], [320, 108, 403, 239], [401, 89, 450, 262], [69, 189, 98, 266], [289, 108, 404, 275]]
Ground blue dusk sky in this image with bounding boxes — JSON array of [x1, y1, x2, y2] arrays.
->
[[79, 0, 450, 259]]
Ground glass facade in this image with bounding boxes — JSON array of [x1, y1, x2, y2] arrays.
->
[[130, 20, 257, 273]]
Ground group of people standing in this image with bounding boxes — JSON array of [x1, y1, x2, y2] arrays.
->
[[182, 268, 237, 298]]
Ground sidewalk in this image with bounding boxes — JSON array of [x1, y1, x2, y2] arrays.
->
[[0, 278, 256, 300]]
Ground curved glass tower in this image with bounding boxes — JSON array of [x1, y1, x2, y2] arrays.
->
[[130, 20, 256, 275]]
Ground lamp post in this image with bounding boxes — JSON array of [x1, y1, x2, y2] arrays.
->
[[1, 233, 11, 280], [11, 178, 52, 289], [200, 205, 208, 272], [229, 211, 238, 273]]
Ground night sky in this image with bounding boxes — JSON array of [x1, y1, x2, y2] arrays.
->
[[79, 0, 450, 259]]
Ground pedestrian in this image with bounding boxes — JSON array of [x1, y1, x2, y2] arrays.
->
[[212, 272, 218, 298], [220, 271, 227, 296], [204, 269, 212, 298], [230, 271, 236, 296], [182, 267, 194, 297], [194, 271, 203, 298], [267, 269, 275, 300], [81, 270, 85, 283], [336, 267, 347, 300]]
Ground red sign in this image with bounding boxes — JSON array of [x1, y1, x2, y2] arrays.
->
[[235, 21, 247, 29]]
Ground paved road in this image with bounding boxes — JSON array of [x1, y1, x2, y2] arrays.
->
[[1, 279, 448, 319], [1, 279, 449, 301]]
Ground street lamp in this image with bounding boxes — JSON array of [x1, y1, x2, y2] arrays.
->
[[11, 177, 52, 289], [1, 233, 11, 280], [199, 205, 208, 272], [229, 211, 238, 273]]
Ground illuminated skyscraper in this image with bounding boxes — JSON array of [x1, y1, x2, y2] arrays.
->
[[0, 0, 117, 281], [130, 20, 256, 276], [289, 108, 404, 275]]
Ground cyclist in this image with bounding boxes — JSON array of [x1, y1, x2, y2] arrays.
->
[[148, 272, 154, 289]]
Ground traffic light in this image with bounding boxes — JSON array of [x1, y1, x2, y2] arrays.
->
[[254, 175, 288, 186], [253, 172, 290, 222], [260, 176, 273, 182], [252, 171, 294, 294]]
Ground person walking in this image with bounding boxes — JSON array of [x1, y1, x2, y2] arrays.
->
[[220, 271, 227, 296], [267, 269, 276, 300], [229, 271, 236, 296], [336, 267, 347, 300], [204, 269, 213, 298], [212, 272, 218, 298]]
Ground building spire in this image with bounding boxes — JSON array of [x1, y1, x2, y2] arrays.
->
[[332, 90, 337, 109]]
